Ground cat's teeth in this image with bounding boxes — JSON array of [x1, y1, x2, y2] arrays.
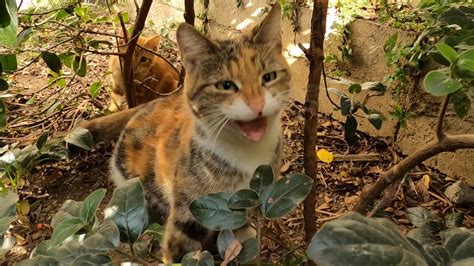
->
[[236, 117, 268, 142]]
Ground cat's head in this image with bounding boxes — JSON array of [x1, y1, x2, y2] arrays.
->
[[118, 33, 161, 77], [176, 3, 290, 142]]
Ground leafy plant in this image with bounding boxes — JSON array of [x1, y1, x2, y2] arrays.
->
[[0, 191, 18, 258]]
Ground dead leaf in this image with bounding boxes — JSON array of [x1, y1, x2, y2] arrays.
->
[[280, 161, 290, 173], [344, 195, 359, 206], [221, 239, 242, 266], [317, 202, 330, 210]]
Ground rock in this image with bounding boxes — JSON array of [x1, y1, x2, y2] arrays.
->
[[444, 181, 474, 205]]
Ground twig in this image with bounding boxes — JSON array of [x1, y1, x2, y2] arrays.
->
[[136, 44, 179, 74], [437, 95, 450, 141], [322, 64, 340, 109], [81, 49, 124, 56], [325, 153, 381, 162]]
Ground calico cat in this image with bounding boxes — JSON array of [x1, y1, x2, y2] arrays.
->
[[108, 34, 179, 111], [109, 4, 289, 262]]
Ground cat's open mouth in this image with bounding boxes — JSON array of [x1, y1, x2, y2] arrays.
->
[[234, 116, 268, 142]]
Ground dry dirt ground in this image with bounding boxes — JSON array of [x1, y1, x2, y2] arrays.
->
[[1, 28, 473, 265]]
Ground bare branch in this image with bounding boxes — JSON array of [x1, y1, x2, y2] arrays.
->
[[136, 44, 179, 74]]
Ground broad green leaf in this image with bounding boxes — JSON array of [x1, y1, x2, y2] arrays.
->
[[64, 127, 93, 151], [445, 212, 465, 229], [440, 7, 474, 30], [348, 84, 361, 94], [41, 52, 62, 73], [59, 52, 75, 68], [190, 192, 247, 230], [430, 51, 451, 66], [450, 91, 471, 119], [73, 7, 87, 18], [80, 188, 106, 224], [36, 132, 48, 151], [0, 54, 17, 72], [455, 49, 474, 80], [236, 238, 258, 263], [72, 254, 112, 266], [50, 218, 84, 246], [104, 178, 148, 243], [228, 189, 259, 209], [83, 220, 120, 251], [406, 227, 436, 246], [436, 43, 457, 64], [50, 240, 91, 263], [340, 95, 351, 116], [143, 223, 165, 244], [384, 33, 398, 53], [444, 230, 474, 261], [55, 9, 69, 21], [0, 0, 17, 47], [361, 82, 386, 92], [344, 115, 358, 145], [72, 56, 87, 77], [406, 207, 441, 229], [182, 250, 214, 266], [51, 200, 82, 228], [422, 245, 451, 266], [307, 212, 426, 266], [367, 113, 383, 130], [423, 70, 462, 96], [260, 174, 313, 219], [89, 81, 102, 99], [217, 229, 237, 259], [16, 255, 60, 266], [0, 78, 8, 91], [249, 164, 274, 195], [0, 191, 18, 234]]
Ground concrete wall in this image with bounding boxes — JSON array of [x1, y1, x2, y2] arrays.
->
[[125, 0, 473, 185]]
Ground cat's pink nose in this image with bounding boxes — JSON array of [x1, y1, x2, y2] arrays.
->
[[248, 100, 264, 116]]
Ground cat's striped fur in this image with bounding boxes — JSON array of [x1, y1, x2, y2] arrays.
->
[[109, 4, 289, 262]]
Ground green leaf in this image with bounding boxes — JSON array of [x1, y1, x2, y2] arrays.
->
[[190, 192, 247, 230], [423, 70, 462, 96], [36, 132, 48, 151], [72, 56, 87, 77], [0, 54, 17, 72], [59, 52, 75, 68], [436, 43, 458, 64], [73, 7, 87, 18], [307, 212, 427, 265], [344, 115, 358, 145], [444, 230, 474, 261], [41, 52, 62, 73], [0, 191, 18, 235], [72, 254, 111, 266], [51, 200, 82, 228], [450, 91, 471, 119], [440, 7, 474, 30], [260, 174, 313, 219], [406, 227, 436, 246], [16, 255, 60, 266], [348, 84, 362, 94], [143, 223, 165, 244], [133, 240, 148, 259], [236, 238, 258, 263], [384, 33, 398, 53], [104, 178, 148, 243], [64, 127, 93, 151], [455, 49, 474, 80], [182, 250, 214, 266], [217, 229, 237, 259], [228, 189, 259, 209], [55, 9, 69, 21], [361, 82, 386, 92], [249, 164, 274, 195], [0, 78, 8, 91], [50, 218, 84, 247], [367, 114, 383, 130], [80, 188, 106, 224], [445, 212, 465, 229], [89, 81, 102, 99], [423, 245, 451, 266], [430, 51, 451, 66], [83, 220, 120, 251], [340, 95, 351, 116], [406, 207, 441, 229], [16, 28, 32, 45], [0, 0, 17, 48], [0, 234, 16, 257]]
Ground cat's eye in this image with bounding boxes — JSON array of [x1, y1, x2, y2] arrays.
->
[[262, 71, 277, 84], [140, 56, 148, 63], [215, 81, 238, 91]]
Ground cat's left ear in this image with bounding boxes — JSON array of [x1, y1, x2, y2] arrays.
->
[[144, 35, 161, 51], [251, 3, 282, 49]]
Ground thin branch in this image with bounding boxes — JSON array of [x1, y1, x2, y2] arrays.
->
[[136, 44, 179, 74], [81, 49, 124, 56], [437, 94, 450, 141], [322, 64, 340, 109]]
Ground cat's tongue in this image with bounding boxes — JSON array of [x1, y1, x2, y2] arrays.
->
[[236, 117, 267, 141]]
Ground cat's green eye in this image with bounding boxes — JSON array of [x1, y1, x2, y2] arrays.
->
[[216, 81, 238, 91], [262, 71, 277, 84]]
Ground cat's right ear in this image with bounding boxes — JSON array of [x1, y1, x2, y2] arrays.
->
[[176, 23, 216, 70]]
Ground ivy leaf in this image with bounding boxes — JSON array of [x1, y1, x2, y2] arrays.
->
[[384, 33, 398, 53], [436, 43, 458, 64], [41, 52, 62, 73], [0, 191, 18, 235], [64, 127, 93, 151], [236, 238, 258, 263], [406, 227, 437, 246], [228, 189, 259, 209], [316, 149, 333, 164], [0, 0, 18, 48], [406, 207, 441, 230], [249, 164, 274, 195], [367, 113, 383, 130], [344, 115, 358, 145], [260, 174, 313, 219], [340, 95, 351, 116], [89, 81, 102, 99], [217, 230, 237, 259], [445, 212, 465, 229], [190, 192, 247, 230], [444, 230, 474, 261], [450, 91, 471, 119], [80, 188, 106, 224], [83, 220, 120, 251], [50, 218, 84, 247], [104, 178, 148, 243], [182, 250, 214, 266], [51, 200, 82, 228], [423, 70, 462, 96], [348, 84, 362, 94]]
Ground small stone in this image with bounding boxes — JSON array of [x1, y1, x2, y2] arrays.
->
[[444, 181, 474, 205]]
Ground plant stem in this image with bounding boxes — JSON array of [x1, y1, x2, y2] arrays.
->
[[256, 211, 262, 266], [437, 95, 450, 141]]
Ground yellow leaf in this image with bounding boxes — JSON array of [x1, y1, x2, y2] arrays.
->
[[317, 149, 334, 163]]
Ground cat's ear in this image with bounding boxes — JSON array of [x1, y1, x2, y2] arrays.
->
[[176, 23, 217, 69], [144, 35, 161, 51], [251, 3, 282, 48]]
